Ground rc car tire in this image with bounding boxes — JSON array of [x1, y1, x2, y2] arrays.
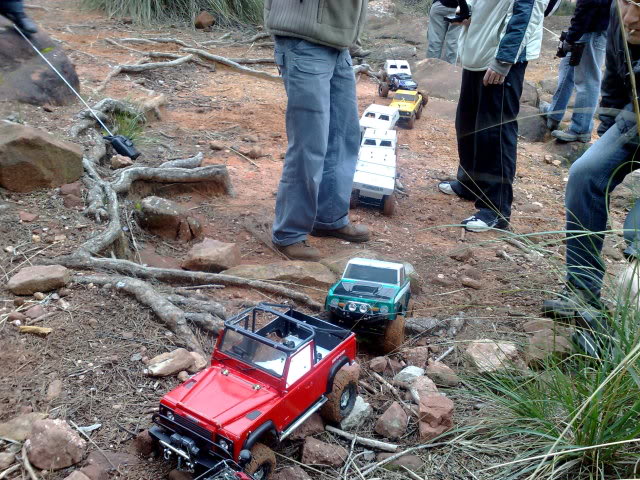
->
[[407, 114, 415, 129], [245, 443, 276, 480], [382, 194, 395, 216], [420, 92, 429, 106], [379, 83, 390, 98], [321, 369, 358, 423], [416, 104, 423, 120], [382, 315, 405, 354]]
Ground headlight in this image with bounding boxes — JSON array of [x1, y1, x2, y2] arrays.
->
[[218, 436, 233, 454], [380, 305, 389, 314], [358, 304, 368, 314], [347, 303, 357, 312], [166, 411, 175, 421], [330, 298, 339, 307]]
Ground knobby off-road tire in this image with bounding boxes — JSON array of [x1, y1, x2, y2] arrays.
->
[[379, 83, 390, 98], [382, 193, 395, 216], [382, 315, 406, 354], [245, 443, 276, 480], [415, 104, 423, 120], [406, 114, 415, 129], [321, 369, 358, 423]]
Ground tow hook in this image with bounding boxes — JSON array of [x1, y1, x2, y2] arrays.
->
[[164, 448, 172, 461]]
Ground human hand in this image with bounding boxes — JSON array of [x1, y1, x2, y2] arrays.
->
[[452, 18, 471, 26], [483, 68, 505, 87]]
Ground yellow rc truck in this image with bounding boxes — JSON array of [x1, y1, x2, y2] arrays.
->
[[389, 89, 428, 129]]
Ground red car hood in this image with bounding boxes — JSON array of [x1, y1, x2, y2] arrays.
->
[[167, 366, 277, 428]]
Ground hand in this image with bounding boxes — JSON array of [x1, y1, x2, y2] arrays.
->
[[483, 68, 506, 87], [452, 18, 471, 26]]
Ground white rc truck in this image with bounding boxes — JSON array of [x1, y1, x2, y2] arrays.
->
[[351, 128, 397, 216], [359, 105, 400, 135]]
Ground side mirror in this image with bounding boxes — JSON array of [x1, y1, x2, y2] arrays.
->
[[238, 449, 252, 466]]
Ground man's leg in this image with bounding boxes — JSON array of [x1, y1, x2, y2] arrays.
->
[[426, 3, 448, 59], [442, 18, 461, 64], [0, 0, 37, 34], [272, 38, 337, 253], [468, 62, 527, 222], [541, 56, 574, 127], [567, 32, 607, 136], [313, 48, 366, 242]]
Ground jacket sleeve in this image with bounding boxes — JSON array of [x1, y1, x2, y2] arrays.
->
[[565, 0, 590, 43], [495, 0, 537, 65], [597, 5, 627, 136]]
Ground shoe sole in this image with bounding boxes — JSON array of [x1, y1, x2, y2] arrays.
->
[[309, 230, 370, 243], [463, 222, 509, 233]]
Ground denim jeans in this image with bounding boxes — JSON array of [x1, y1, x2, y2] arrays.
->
[[426, 1, 461, 64], [565, 122, 639, 296], [542, 31, 607, 135], [271, 36, 360, 246]]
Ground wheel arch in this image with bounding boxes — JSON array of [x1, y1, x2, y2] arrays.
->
[[243, 420, 276, 451], [325, 355, 350, 395]]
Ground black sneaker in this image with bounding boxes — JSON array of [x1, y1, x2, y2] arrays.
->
[[461, 209, 509, 232], [542, 286, 601, 319], [572, 310, 612, 359]]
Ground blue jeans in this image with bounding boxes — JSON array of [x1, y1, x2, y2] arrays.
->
[[565, 122, 640, 295], [426, 1, 461, 64], [272, 36, 360, 246], [542, 31, 607, 135]]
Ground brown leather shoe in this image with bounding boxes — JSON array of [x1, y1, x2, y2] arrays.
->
[[310, 223, 370, 243], [274, 241, 321, 261]]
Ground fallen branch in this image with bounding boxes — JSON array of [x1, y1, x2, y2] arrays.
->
[[201, 32, 270, 46], [229, 147, 259, 168], [0, 464, 20, 479], [159, 152, 204, 169], [227, 58, 275, 65], [182, 48, 281, 82], [326, 425, 398, 452], [20, 444, 38, 480], [98, 55, 194, 92], [360, 441, 449, 477], [74, 274, 204, 355]]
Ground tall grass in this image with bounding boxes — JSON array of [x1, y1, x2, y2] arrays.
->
[[81, 0, 264, 25]]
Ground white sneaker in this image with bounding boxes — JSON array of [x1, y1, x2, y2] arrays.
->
[[461, 211, 509, 233], [438, 181, 456, 195]]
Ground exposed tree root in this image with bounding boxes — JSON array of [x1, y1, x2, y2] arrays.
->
[[353, 64, 384, 84], [166, 294, 226, 320], [182, 48, 281, 82], [159, 152, 204, 169], [184, 313, 224, 336], [74, 274, 205, 355], [98, 55, 194, 93]]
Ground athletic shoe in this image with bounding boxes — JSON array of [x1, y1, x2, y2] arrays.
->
[[539, 101, 560, 131], [552, 129, 591, 143], [542, 286, 602, 319], [461, 210, 509, 232], [438, 181, 474, 201]]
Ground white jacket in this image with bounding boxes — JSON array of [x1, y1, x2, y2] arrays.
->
[[458, 0, 549, 72]]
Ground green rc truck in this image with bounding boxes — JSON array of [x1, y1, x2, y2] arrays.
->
[[324, 258, 411, 353]]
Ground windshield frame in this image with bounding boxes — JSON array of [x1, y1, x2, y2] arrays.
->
[[394, 93, 416, 102], [343, 264, 399, 285], [218, 328, 291, 378]]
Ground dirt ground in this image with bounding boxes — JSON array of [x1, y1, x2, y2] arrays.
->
[[0, 1, 634, 479]]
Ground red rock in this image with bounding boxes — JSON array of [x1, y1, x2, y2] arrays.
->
[[7, 265, 71, 295], [26, 419, 86, 470], [63, 194, 84, 209], [425, 360, 460, 387], [19, 211, 39, 222], [418, 393, 454, 442], [289, 413, 324, 441], [132, 430, 155, 457], [369, 356, 402, 374], [301, 437, 347, 467], [194, 11, 215, 29], [45, 379, 63, 401], [374, 401, 408, 440], [375, 452, 423, 472], [187, 351, 208, 374], [272, 466, 312, 480], [419, 420, 451, 442], [62, 472, 91, 480], [411, 375, 438, 398], [78, 464, 108, 480], [0, 412, 47, 441], [60, 181, 82, 197], [110, 155, 133, 169], [146, 348, 195, 377], [25, 304, 46, 319], [8, 311, 27, 322], [402, 346, 430, 368], [465, 340, 519, 373], [85, 451, 140, 475], [182, 238, 241, 272]]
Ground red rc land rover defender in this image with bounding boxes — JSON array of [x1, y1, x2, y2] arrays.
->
[[149, 304, 359, 480]]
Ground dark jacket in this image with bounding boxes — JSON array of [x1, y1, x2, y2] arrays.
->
[[598, 3, 639, 142], [566, 0, 612, 43], [436, 0, 459, 9]]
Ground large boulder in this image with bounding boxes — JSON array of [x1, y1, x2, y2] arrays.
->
[[521, 80, 540, 107], [518, 105, 550, 143], [0, 123, 83, 192], [26, 419, 86, 470], [135, 196, 202, 243], [7, 265, 70, 295], [0, 412, 47, 441], [223, 261, 336, 288], [412, 58, 463, 102], [367, 15, 425, 45], [0, 21, 80, 105], [145, 348, 195, 377], [182, 238, 240, 272]]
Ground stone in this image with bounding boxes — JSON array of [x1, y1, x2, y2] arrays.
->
[[525, 329, 573, 365], [60, 182, 83, 197], [369, 356, 403, 374], [405, 317, 444, 335], [425, 361, 460, 387], [320, 250, 385, 275], [110, 155, 133, 169], [63, 472, 91, 480], [146, 348, 195, 377], [410, 375, 439, 399], [19, 211, 39, 222], [412, 58, 463, 102], [461, 277, 483, 290], [223, 261, 336, 288], [244, 146, 263, 159], [187, 351, 208, 374], [182, 238, 240, 272], [0, 25, 80, 106], [393, 366, 425, 385], [518, 105, 549, 143], [7, 265, 71, 294], [26, 419, 86, 470], [132, 430, 155, 456], [523, 318, 562, 334], [63, 194, 84, 209], [374, 402, 408, 440], [0, 452, 15, 470], [136, 196, 202, 243], [25, 304, 46, 319], [194, 11, 215, 29], [85, 451, 141, 475], [78, 463, 108, 480], [177, 371, 190, 382], [376, 452, 423, 472], [521, 80, 540, 107], [289, 413, 324, 441], [8, 311, 27, 322], [402, 346, 430, 368], [301, 437, 347, 467], [0, 123, 83, 192], [403, 261, 423, 294], [272, 466, 312, 480], [209, 140, 225, 151], [448, 247, 474, 262], [418, 393, 454, 442], [465, 340, 519, 373], [540, 76, 558, 95], [46, 379, 64, 401], [340, 396, 373, 430], [367, 15, 425, 45]]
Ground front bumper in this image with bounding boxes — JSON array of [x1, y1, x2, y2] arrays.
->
[[327, 307, 395, 333]]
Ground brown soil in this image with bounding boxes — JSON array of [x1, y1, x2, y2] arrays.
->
[[0, 2, 632, 480]]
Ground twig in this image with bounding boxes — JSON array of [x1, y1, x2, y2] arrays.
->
[[371, 372, 400, 396], [176, 284, 225, 291], [358, 380, 377, 395], [20, 444, 38, 480], [400, 465, 424, 480], [229, 147, 259, 168], [98, 55, 194, 92], [360, 442, 449, 476], [326, 425, 398, 452], [0, 464, 20, 479], [435, 345, 456, 363]]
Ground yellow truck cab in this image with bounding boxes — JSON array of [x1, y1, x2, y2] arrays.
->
[[389, 89, 427, 129]]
